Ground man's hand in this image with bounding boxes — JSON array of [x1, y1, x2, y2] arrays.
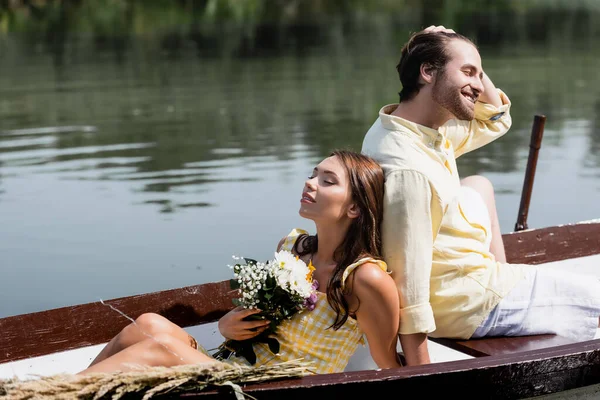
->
[[218, 306, 270, 340], [477, 72, 503, 107], [399, 332, 431, 366], [423, 25, 455, 34]]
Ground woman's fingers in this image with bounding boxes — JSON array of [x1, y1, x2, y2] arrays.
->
[[233, 308, 270, 326], [245, 319, 271, 330], [229, 324, 268, 340], [234, 307, 263, 318], [223, 307, 270, 340], [237, 325, 269, 339]]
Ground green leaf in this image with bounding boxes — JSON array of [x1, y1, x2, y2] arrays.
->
[[244, 313, 262, 321], [244, 258, 258, 265], [266, 337, 280, 354], [241, 344, 257, 365], [230, 278, 240, 290], [216, 339, 258, 365], [264, 276, 276, 290]]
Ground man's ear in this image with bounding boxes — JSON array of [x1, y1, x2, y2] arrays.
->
[[347, 203, 360, 219], [420, 63, 436, 84]]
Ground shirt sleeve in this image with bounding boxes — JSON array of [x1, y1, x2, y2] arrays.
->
[[382, 169, 442, 335], [444, 89, 512, 158]]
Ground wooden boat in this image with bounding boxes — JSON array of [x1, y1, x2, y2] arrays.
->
[[1, 218, 599, 399], [2, 115, 600, 398]]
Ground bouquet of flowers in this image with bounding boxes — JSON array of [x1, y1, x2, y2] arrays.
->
[[213, 250, 319, 364]]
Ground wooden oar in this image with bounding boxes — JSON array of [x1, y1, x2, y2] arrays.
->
[[514, 114, 546, 232]]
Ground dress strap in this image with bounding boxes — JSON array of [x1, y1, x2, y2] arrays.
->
[[280, 228, 309, 252], [341, 257, 388, 290]]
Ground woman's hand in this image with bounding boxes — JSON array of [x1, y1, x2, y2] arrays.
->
[[218, 306, 271, 340]]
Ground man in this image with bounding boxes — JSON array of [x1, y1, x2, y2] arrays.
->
[[361, 26, 600, 366]]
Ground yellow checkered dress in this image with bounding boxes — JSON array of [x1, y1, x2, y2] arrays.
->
[[217, 228, 388, 374]]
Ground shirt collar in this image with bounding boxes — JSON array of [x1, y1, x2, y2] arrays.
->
[[378, 104, 444, 144]]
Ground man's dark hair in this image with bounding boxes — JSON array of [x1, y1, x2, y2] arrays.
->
[[396, 30, 475, 102]]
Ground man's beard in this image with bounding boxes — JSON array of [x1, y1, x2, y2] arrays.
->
[[431, 75, 475, 121]]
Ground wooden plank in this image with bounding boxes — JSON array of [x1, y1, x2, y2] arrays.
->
[[503, 221, 600, 265], [429, 335, 576, 358], [0, 281, 236, 365], [186, 340, 600, 399]]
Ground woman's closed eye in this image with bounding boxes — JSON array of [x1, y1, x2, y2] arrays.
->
[[308, 174, 334, 185]]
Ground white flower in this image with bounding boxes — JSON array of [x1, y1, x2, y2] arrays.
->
[[230, 250, 316, 311], [268, 250, 313, 296]]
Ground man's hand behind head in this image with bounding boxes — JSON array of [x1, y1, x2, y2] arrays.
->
[[423, 25, 456, 34]]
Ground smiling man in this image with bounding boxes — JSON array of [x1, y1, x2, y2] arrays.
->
[[361, 25, 600, 366]]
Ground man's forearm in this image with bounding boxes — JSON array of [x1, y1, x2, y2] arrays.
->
[[399, 332, 431, 366], [478, 73, 502, 107]]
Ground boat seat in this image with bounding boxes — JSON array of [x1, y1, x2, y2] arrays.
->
[[428, 334, 576, 357]]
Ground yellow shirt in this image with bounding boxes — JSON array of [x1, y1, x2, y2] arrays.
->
[[361, 90, 526, 339]]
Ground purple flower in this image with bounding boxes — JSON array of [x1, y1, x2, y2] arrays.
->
[[312, 280, 319, 291], [302, 290, 319, 311]]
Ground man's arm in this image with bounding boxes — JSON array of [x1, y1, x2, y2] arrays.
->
[[399, 333, 430, 365], [446, 82, 512, 158], [383, 169, 442, 365]]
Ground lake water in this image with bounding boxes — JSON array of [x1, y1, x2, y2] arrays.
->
[[1, 5, 600, 318]]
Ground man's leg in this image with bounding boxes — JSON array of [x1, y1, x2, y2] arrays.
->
[[460, 175, 507, 263]]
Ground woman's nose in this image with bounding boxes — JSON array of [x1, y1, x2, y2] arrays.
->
[[305, 177, 316, 190]]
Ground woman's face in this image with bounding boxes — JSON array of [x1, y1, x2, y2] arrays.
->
[[299, 155, 355, 223]]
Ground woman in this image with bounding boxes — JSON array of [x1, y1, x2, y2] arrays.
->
[[80, 150, 403, 374]]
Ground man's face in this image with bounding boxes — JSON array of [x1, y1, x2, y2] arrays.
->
[[431, 39, 484, 121]]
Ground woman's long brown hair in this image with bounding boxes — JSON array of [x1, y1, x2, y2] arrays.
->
[[293, 150, 385, 329]]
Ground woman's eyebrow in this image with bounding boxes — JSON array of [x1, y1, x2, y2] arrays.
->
[[313, 167, 339, 178]]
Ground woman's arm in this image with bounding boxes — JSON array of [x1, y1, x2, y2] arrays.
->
[[350, 263, 403, 369]]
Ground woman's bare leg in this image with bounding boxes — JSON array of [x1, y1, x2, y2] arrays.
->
[[80, 333, 217, 375], [89, 313, 197, 367], [460, 175, 507, 263]]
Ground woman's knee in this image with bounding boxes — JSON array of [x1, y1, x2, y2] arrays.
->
[[148, 332, 179, 347], [128, 313, 174, 337], [138, 333, 183, 364]]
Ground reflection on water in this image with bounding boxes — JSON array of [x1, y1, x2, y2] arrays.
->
[[1, 2, 600, 317]]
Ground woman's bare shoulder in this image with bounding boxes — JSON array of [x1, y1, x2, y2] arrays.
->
[[350, 261, 394, 293]]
